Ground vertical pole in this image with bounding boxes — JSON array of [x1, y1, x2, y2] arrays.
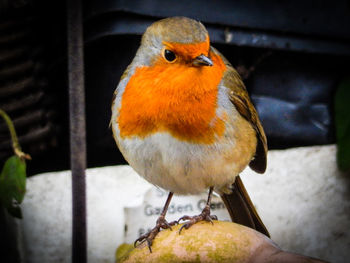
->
[[67, 0, 87, 262]]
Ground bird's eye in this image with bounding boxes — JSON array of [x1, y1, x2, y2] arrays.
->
[[164, 49, 176, 62]]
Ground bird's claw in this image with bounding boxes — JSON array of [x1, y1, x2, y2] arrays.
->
[[178, 207, 217, 234], [134, 216, 178, 252], [158, 218, 177, 230]]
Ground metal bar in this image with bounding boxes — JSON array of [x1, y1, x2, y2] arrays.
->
[[0, 109, 45, 131], [0, 122, 52, 148], [1, 91, 44, 112], [83, 17, 350, 56], [67, 0, 87, 262]]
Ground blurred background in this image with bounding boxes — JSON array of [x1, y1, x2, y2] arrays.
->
[[1, 0, 349, 175], [0, 0, 350, 262]]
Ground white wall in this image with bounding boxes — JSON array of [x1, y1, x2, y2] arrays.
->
[[18, 145, 350, 263]]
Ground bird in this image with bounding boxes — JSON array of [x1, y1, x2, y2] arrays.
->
[[111, 16, 269, 251]]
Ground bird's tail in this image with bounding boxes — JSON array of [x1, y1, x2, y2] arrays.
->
[[220, 175, 270, 237]]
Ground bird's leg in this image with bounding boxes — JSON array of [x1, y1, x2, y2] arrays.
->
[[134, 192, 177, 252], [178, 187, 217, 234]]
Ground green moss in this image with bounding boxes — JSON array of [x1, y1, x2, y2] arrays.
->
[[183, 235, 201, 253], [206, 224, 243, 262], [115, 243, 134, 262], [182, 257, 201, 263], [118, 221, 260, 262], [158, 251, 177, 262], [206, 243, 237, 262]]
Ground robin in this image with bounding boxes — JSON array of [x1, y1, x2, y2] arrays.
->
[[111, 16, 269, 251]]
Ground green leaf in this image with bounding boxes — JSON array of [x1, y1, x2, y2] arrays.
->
[[335, 78, 350, 172], [0, 155, 26, 218]]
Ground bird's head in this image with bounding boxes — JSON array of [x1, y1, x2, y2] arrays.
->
[[135, 17, 213, 68], [117, 16, 227, 144]]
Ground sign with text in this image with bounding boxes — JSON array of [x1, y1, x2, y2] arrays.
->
[[124, 187, 230, 243]]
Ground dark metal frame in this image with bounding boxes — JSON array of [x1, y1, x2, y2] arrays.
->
[[67, 0, 87, 262]]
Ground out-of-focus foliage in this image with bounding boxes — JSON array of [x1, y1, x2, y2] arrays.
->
[[0, 109, 29, 218], [0, 156, 26, 218], [335, 78, 350, 173]]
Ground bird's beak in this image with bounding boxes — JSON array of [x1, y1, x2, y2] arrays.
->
[[193, 54, 213, 66]]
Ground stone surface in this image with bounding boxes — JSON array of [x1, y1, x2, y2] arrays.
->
[[20, 145, 350, 263], [117, 221, 326, 263]]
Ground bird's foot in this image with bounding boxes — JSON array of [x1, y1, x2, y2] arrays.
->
[[134, 215, 177, 252], [178, 206, 217, 234]]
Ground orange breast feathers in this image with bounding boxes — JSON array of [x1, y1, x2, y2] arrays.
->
[[117, 47, 227, 144]]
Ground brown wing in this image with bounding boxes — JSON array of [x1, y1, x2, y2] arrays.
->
[[212, 47, 269, 236], [215, 48, 267, 173], [220, 65, 270, 236]]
